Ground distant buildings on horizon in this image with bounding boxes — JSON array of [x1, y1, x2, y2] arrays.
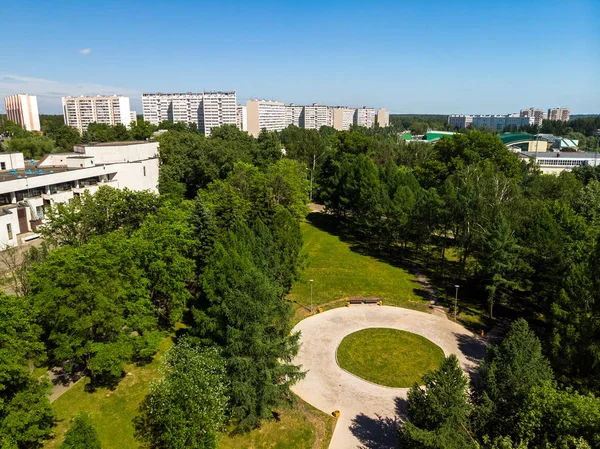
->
[[448, 107, 571, 130], [4, 94, 40, 131]]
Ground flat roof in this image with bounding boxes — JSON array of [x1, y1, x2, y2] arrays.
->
[[0, 166, 76, 183], [77, 141, 150, 147], [521, 151, 600, 159]]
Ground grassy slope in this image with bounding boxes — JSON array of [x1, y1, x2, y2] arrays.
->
[[288, 219, 430, 323], [336, 328, 445, 388], [45, 215, 429, 448]]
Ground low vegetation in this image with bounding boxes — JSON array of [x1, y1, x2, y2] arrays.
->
[[336, 328, 445, 388]]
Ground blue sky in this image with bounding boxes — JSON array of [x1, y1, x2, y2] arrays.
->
[[2, 0, 598, 114]]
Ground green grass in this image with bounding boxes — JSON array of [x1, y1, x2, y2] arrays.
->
[[287, 219, 430, 323], [44, 335, 334, 449], [336, 328, 445, 388]]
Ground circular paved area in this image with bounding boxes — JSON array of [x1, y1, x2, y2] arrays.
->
[[290, 305, 485, 449]]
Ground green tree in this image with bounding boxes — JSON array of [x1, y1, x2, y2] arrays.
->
[[29, 233, 158, 383], [400, 354, 477, 449], [134, 339, 228, 449], [191, 223, 304, 431], [61, 413, 101, 449], [266, 159, 309, 219], [472, 319, 554, 441], [6, 135, 56, 159]]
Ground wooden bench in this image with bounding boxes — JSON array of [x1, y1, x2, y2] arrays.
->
[[348, 299, 363, 305], [364, 298, 380, 305]]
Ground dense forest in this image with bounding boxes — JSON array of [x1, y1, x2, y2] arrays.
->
[[0, 117, 599, 448]]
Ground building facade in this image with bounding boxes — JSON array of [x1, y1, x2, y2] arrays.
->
[[520, 108, 546, 127], [376, 109, 390, 127], [4, 94, 40, 131], [448, 114, 474, 129], [355, 107, 375, 128], [236, 105, 247, 132], [246, 99, 286, 137], [547, 107, 570, 122], [62, 96, 132, 133], [285, 104, 304, 127], [142, 92, 236, 136], [302, 104, 328, 129], [200, 92, 237, 136], [0, 141, 159, 248], [472, 115, 533, 130], [330, 107, 356, 131]]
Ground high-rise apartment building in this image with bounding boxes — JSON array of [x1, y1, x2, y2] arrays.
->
[[448, 114, 474, 129], [520, 108, 546, 127], [355, 107, 375, 128], [200, 92, 237, 136], [236, 105, 247, 132], [4, 94, 40, 131], [142, 92, 202, 126], [142, 92, 236, 136], [547, 107, 570, 122], [130, 111, 137, 124], [303, 104, 328, 129], [330, 107, 356, 131], [62, 95, 132, 133], [246, 99, 286, 137], [285, 104, 304, 127], [376, 109, 390, 127]]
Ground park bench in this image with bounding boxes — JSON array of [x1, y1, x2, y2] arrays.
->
[[348, 299, 363, 305], [364, 298, 379, 305]]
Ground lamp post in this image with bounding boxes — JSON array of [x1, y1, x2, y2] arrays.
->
[[594, 129, 600, 167], [454, 285, 460, 321], [310, 279, 314, 313]]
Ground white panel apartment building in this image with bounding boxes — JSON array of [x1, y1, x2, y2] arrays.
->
[[247, 100, 287, 137], [547, 107, 570, 122], [62, 96, 132, 133], [330, 107, 356, 131], [285, 104, 304, 127], [236, 105, 247, 132], [142, 92, 236, 136], [355, 107, 375, 128], [0, 141, 159, 249], [4, 94, 41, 131], [303, 104, 328, 129], [448, 115, 474, 129], [520, 108, 546, 127]]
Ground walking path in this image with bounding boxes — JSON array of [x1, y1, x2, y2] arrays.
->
[[290, 305, 485, 449]]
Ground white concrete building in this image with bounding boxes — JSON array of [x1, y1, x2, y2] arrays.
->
[[472, 115, 533, 130], [62, 96, 132, 133], [4, 94, 40, 131], [303, 104, 328, 129], [130, 110, 137, 124], [199, 92, 237, 136], [376, 109, 390, 127], [330, 107, 356, 131], [285, 104, 304, 127], [0, 141, 159, 248], [355, 107, 375, 128], [246, 99, 287, 137], [448, 114, 474, 129], [519, 151, 599, 175], [236, 105, 247, 132], [142, 92, 236, 136], [142, 92, 203, 127], [520, 108, 546, 127]]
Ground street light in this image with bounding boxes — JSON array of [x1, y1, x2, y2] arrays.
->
[[454, 285, 460, 321], [310, 279, 314, 313]]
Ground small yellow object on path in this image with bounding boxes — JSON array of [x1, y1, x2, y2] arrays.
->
[[332, 410, 340, 418]]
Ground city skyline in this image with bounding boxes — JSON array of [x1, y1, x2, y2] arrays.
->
[[1, 0, 599, 115]]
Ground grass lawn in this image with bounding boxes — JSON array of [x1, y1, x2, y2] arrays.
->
[[336, 328, 445, 388], [44, 335, 334, 449], [287, 218, 430, 323]]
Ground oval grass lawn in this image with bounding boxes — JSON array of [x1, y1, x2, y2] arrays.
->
[[336, 328, 445, 388]]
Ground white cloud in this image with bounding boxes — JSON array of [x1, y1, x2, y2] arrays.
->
[[79, 48, 92, 55], [0, 74, 141, 113]]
